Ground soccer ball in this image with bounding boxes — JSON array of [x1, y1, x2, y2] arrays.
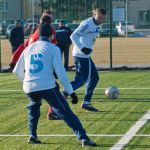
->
[[105, 86, 119, 100]]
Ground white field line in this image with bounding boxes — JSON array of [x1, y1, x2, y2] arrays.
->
[[110, 110, 150, 150], [0, 90, 23, 92], [0, 87, 150, 92], [136, 134, 150, 137], [0, 134, 150, 137]]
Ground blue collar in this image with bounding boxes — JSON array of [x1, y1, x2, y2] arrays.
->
[[93, 17, 99, 26], [39, 36, 50, 42]]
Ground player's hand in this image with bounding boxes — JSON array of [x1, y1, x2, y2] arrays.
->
[[81, 47, 92, 55], [70, 92, 78, 104], [9, 62, 16, 70]]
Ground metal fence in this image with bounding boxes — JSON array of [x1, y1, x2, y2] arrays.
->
[[0, 0, 150, 71]]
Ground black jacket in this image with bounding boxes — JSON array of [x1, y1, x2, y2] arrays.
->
[[56, 26, 72, 47], [9, 27, 24, 48]]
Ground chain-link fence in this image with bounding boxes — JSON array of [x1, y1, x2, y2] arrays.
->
[[0, 0, 150, 71]]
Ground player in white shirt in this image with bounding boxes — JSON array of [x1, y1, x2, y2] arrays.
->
[[64, 8, 107, 112], [13, 23, 96, 147]]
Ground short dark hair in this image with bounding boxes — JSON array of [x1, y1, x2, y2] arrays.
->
[[59, 20, 65, 25], [40, 15, 51, 24], [15, 20, 22, 26], [39, 23, 52, 38], [43, 10, 52, 15], [93, 8, 107, 15]]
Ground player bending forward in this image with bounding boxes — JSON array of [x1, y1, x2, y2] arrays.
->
[[13, 23, 96, 147]]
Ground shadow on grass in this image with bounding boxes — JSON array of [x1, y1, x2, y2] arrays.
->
[[125, 144, 150, 149], [74, 96, 150, 102], [40, 142, 76, 145], [77, 110, 146, 115], [99, 110, 146, 114], [96, 98, 150, 102], [40, 142, 111, 148]]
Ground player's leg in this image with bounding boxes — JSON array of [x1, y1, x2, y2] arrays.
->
[[47, 47, 65, 120], [47, 106, 60, 119], [82, 58, 99, 112], [26, 91, 42, 144], [64, 46, 69, 71], [63, 57, 89, 100], [58, 45, 64, 59], [71, 57, 89, 90], [44, 88, 96, 146], [47, 81, 62, 120]]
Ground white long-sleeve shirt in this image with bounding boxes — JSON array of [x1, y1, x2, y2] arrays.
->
[[70, 17, 99, 58], [13, 39, 73, 94]]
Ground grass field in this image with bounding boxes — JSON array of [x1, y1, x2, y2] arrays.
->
[[1, 37, 150, 68], [1, 71, 150, 150]]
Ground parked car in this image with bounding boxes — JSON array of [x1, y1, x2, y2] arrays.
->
[[66, 23, 80, 32], [5, 24, 15, 38], [54, 19, 70, 24], [0, 23, 6, 35], [1, 20, 15, 35], [116, 21, 135, 36], [3, 19, 15, 25], [98, 23, 118, 37], [27, 18, 39, 24]]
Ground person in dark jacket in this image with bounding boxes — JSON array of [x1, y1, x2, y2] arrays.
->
[[56, 21, 72, 71], [9, 20, 24, 54]]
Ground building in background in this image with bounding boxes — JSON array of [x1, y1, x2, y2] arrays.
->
[[0, 0, 149, 28], [113, 0, 150, 28], [0, 0, 7, 21], [0, 0, 41, 22]]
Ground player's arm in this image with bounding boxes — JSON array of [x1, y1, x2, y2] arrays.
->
[[52, 47, 73, 94], [13, 51, 25, 82], [52, 47, 78, 104], [70, 22, 91, 51], [11, 43, 26, 65], [51, 26, 57, 44]]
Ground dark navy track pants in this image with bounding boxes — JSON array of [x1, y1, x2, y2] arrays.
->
[[26, 87, 89, 140], [71, 56, 99, 103]]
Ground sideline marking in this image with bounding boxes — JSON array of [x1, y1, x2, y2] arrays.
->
[[110, 110, 150, 150], [0, 134, 150, 137], [1, 87, 150, 92]]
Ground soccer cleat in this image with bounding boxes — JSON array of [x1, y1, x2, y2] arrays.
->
[[82, 139, 97, 147], [47, 112, 62, 120], [81, 103, 99, 112], [28, 137, 41, 144]]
